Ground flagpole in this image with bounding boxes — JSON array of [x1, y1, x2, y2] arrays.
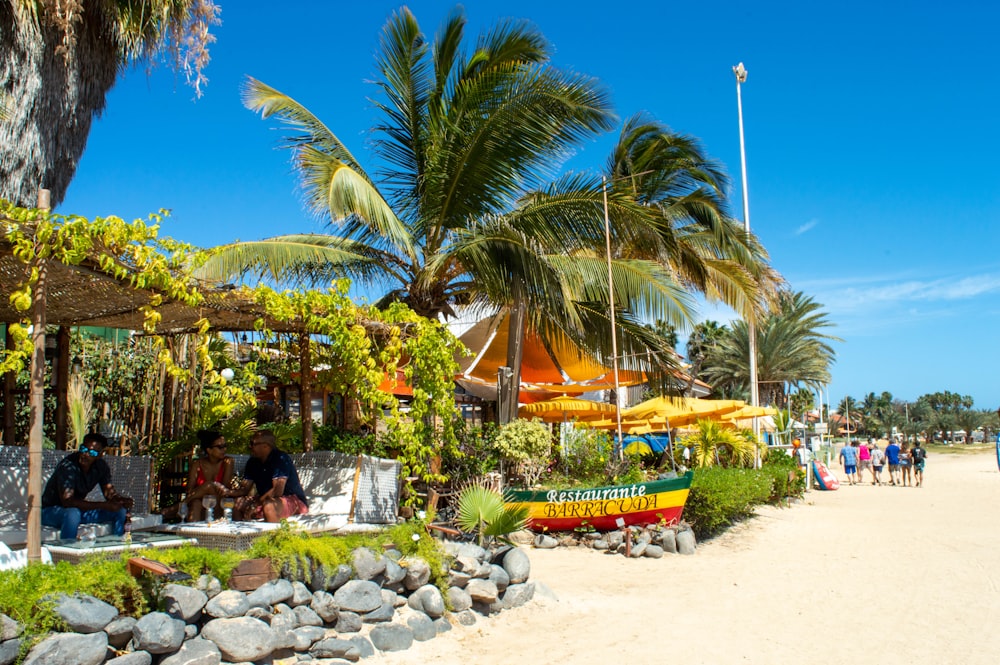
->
[[603, 176, 624, 457]]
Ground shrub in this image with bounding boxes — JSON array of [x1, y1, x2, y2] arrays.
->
[[760, 448, 805, 501], [683, 467, 773, 539], [559, 426, 614, 482], [495, 419, 551, 487], [440, 421, 501, 486]]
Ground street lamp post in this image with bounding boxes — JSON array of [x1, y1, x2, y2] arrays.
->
[[733, 62, 761, 450]]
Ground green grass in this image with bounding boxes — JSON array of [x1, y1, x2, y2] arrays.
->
[[925, 442, 993, 455]]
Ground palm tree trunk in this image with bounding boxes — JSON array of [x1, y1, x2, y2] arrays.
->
[[500, 296, 528, 425], [0, 4, 118, 207]]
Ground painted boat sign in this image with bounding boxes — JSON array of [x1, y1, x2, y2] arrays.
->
[[506, 471, 693, 532]]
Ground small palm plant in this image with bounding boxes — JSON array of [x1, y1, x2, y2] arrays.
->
[[456, 481, 531, 548], [681, 418, 759, 468], [67, 373, 94, 450]]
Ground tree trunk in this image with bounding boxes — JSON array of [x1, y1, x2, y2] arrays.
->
[[299, 333, 313, 452], [0, 4, 119, 208], [499, 297, 528, 425]]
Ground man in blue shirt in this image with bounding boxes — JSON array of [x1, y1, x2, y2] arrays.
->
[[884, 439, 901, 486], [237, 430, 308, 522], [838, 440, 859, 485], [41, 433, 134, 539]]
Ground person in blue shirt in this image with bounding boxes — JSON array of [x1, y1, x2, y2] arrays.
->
[[235, 429, 308, 522], [839, 440, 860, 485], [41, 433, 134, 539], [884, 439, 901, 486]]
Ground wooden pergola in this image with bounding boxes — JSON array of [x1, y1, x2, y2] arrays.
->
[[0, 193, 324, 561]]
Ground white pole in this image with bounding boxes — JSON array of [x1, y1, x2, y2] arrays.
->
[[603, 177, 624, 456], [733, 62, 760, 460]]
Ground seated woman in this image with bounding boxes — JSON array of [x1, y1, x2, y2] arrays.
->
[[182, 430, 235, 521]]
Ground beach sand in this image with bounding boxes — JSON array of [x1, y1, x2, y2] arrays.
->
[[375, 449, 1000, 664]]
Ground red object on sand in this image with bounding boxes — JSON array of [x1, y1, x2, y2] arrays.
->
[[812, 461, 840, 490]]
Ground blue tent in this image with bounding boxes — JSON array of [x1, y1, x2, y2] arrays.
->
[[621, 432, 673, 455]]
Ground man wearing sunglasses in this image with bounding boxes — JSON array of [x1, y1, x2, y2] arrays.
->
[[41, 432, 134, 540]]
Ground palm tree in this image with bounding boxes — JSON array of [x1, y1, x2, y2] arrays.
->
[[702, 291, 840, 407], [0, 0, 220, 208], [199, 8, 775, 400]]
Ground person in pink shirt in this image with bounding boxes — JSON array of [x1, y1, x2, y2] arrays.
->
[[858, 438, 872, 482]]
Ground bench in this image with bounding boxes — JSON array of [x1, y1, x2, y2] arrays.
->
[[0, 446, 162, 546], [157, 451, 401, 550]]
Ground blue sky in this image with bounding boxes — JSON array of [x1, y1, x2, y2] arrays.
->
[[60, 0, 1000, 409]]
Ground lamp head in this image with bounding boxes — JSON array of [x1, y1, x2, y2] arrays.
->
[[733, 62, 748, 83]]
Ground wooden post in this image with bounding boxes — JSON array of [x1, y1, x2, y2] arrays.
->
[[299, 332, 312, 452], [27, 188, 51, 563], [501, 298, 527, 425], [2, 326, 15, 447], [54, 326, 70, 449]]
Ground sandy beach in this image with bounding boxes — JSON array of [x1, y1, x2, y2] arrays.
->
[[375, 449, 1000, 664]]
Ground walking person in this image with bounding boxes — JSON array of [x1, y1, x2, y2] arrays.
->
[[869, 441, 885, 485], [858, 439, 872, 484], [884, 437, 901, 485], [839, 440, 859, 485], [910, 440, 927, 487], [899, 442, 912, 487]]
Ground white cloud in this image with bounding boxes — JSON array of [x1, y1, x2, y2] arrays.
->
[[794, 219, 818, 236]]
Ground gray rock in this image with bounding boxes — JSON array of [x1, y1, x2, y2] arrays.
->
[[454, 542, 489, 562], [159, 638, 221, 665], [335, 611, 362, 633], [247, 579, 294, 608], [402, 557, 431, 591], [162, 584, 208, 623], [533, 534, 559, 549], [380, 588, 399, 608], [644, 544, 664, 558], [447, 570, 471, 588], [244, 606, 271, 622], [105, 652, 153, 665], [592, 539, 609, 550], [534, 581, 559, 601], [194, 575, 222, 599], [677, 528, 697, 555], [447, 586, 473, 612], [271, 627, 297, 651], [346, 635, 375, 659], [0, 615, 21, 641], [501, 582, 535, 609], [454, 609, 477, 626], [133, 612, 185, 655], [501, 548, 531, 584], [0, 638, 20, 665], [488, 564, 510, 593], [326, 564, 354, 591], [629, 541, 647, 558], [369, 623, 414, 652], [184, 624, 198, 640], [407, 584, 444, 618], [104, 616, 137, 649], [310, 638, 360, 661], [466, 579, 499, 604], [289, 581, 313, 607], [294, 604, 323, 627], [660, 529, 677, 554], [382, 557, 406, 585], [270, 609, 298, 633], [333, 580, 382, 613], [309, 590, 339, 624], [23, 631, 107, 665], [407, 613, 436, 641], [434, 617, 452, 634], [54, 594, 118, 633], [200, 617, 275, 663], [351, 547, 385, 581], [290, 625, 326, 651], [204, 590, 250, 619], [361, 602, 394, 623], [452, 555, 479, 574], [472, 600, 504, 616], [384, 548, 403, 561], [606, 531, 625, 548], [474, 560, 494, 579]]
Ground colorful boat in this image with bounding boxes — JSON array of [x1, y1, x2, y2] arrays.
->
[[506, 471, 693, 532]]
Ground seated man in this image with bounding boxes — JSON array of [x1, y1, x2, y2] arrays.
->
[[236, 430, 308, 522], [41, 433, 134, 540]]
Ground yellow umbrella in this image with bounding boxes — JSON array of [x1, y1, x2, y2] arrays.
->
[[518, 396, 617, 423], [621, 397, 745, 422], [718, 404, 778, 421]]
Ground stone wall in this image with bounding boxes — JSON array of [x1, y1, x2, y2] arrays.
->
[[2, 542, 547, 665]]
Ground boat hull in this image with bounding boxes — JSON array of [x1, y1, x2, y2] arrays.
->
[[506, 471, 693, 532]]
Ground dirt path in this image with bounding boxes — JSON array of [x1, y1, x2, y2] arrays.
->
[[375, 450, 1000, 664]]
